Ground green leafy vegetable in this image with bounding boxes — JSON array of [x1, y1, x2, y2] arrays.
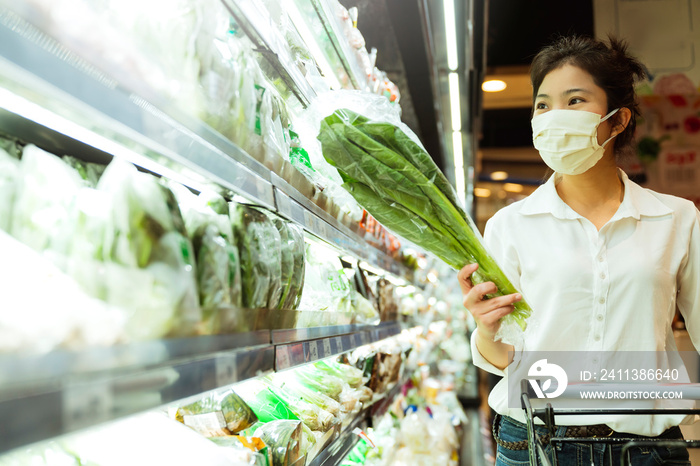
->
[[175, 388, 258, 435], [318, 108, 532, 330]]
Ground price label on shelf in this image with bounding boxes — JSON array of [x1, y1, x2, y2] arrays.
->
[[277, 347, 291, 370], [334, 336, 344, 353], [215, 355, 238, 387], [63, 382, 113, 431], [309, 340, 319, 360], [323, 339, 332, 357], [275, 190, 293, 218], [350, 334, 358, 348]]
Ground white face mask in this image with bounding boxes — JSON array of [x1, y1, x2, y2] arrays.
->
[[531, 108, 619, 175]]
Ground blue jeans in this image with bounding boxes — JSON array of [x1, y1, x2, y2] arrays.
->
[[494, 415, 690, 466]]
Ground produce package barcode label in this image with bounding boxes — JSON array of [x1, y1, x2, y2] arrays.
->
[[309, 340, 319, 360], [215, 356, 238, 387], [183, 412, 229, 436], [62, 383, 113, 431]]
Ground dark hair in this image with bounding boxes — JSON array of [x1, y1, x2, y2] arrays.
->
[[530, 35, 647, 156]]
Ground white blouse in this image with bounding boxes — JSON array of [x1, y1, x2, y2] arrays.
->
[[470, 170, 700, 436]]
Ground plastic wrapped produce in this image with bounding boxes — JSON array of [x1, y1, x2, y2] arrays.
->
[[11, 144, 83, 260], [313, 360, 365, 389], [250, 208, 284, 308], [297, 241, 352, 325], [230, 203, 281, 309], [234, 379, 299, 423], [262, 379, 336, 432], [283, 223, 306, 310], [169, 183, 242, 332], [208, 436, 270, 466], [96, 159, 201, 339], [267, 374, 341, 418], [0, 148, 19, 232], [253, 420, 304, 466], [62, 155, 106, 188], [0, 229, 125, 354], [175, 389, 258, 436], [292, 364, 345, 400], [314, 90, 532, 339]]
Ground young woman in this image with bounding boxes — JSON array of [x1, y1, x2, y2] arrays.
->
[[459, 35, 700, 465]]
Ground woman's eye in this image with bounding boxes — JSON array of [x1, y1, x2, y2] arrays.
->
[[535, 102, 547, 109], [568, 97, 584, 105]]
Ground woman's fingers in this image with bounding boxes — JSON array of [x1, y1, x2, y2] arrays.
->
[[457, 263, 479, 294]]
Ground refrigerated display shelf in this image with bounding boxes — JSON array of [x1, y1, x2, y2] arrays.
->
[[0, 342, 276, 454], [0, 7, 421, 290], [274, 321, 401, 371], [0, 322, 406, 455]]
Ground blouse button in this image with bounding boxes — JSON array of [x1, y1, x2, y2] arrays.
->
[[600, 273, 606, 280], [598, 256, 604, 262], [596, 314, 603, 321], [594, 335, 601, 341], [598, 297, 605, 304]]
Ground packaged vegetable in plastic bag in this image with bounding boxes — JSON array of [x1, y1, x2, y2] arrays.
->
[[233, 379, 299, 424], [230, 203, 281, 309], [312, 90, 533, 340], [175, 388, 258, 436], [0, 147, 19, 233], [11, 144, 83, 261], [283, 223, 305, 310], [253, 420, 304, 466], [267, 374, 341, 419], [291, 364, 345, 400], [313, 359, 365, 389], [208, 436, 270, 466], [96, 159, 201, 339], [62, 155, 106, 188], [296, 241, 352, 326], [261, 378, 336, 432], [169, 183, 242, 332]]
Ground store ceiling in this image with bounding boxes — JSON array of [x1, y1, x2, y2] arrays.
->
[[341, 0, 594, 183]]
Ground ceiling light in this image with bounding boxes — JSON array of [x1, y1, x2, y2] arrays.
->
[[503, 183, 524, 193], [490, 171, 508, 181], [474, 187, 491, 198], [443, 0, 458, 70], [482, 79, 507, 92], [452, 131, 465, 206], [448, 72, 461, 131]]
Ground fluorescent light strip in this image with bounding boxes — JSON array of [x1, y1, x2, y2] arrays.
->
[[452, 130, 466, 205], [286, 3, 343, 90], [448, 72, 461, 131], [443, 0, 458, 70]]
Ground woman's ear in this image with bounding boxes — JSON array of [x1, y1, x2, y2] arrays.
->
[[611, 107, 632, 137]]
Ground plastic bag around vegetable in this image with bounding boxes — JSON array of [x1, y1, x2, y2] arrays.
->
[[208, 436, 269, 466], [310, 90, 533, 340], [261, 379, 337, 432], [250, 207, 284, 309], [96, 159, 201, 339], [291, 364, 346, 400], [169, 183, 242, 333], [283, 223, 305, 310], [62, 155, 106, 187], [230, 203, 281, 309], [253, 420, 304, 466], [175, 388, 257, 437], [296, 241, 352, 326], [267, 374, 341, 419], [0, 147, 19, 233], [11, 144, 84, 261], [233, 379, 299, 424], [0, 229, 125, 355], [313, 359, 366, 389]]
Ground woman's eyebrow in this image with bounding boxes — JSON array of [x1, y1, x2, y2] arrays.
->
[[564, 88, 593, 95]]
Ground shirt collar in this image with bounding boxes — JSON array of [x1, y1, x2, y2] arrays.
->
[[518, 169, 673, 220]]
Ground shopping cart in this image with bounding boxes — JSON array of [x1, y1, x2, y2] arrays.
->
[[519, 380, 700, 466]]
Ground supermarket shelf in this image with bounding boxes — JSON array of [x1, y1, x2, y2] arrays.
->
[[0, 342, 275, 454], [271, 325, 359, 345], [0, 9, 277, 210], [275, 321, 402, 371]]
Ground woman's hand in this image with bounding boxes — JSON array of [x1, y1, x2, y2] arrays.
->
[[458, 263, 522, 340]]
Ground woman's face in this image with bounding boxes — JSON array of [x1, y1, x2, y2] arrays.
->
[[534, 64, 613, 145]]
